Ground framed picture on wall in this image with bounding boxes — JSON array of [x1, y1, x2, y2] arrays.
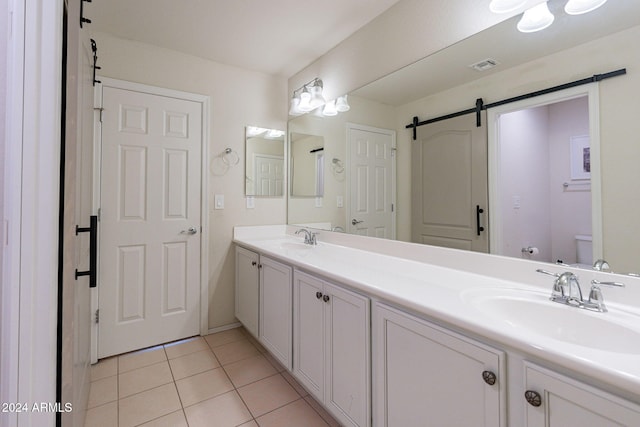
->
[[570, 135, 590, 181]]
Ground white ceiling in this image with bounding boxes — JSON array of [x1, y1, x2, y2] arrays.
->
[[86, 0, 402, 78], [353, 1, 640, 106]]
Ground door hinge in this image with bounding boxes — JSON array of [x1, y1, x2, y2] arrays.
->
[[391, 203, 395, 212], [95, 309, 99, 324], [94, 107, 103, 122], [97, 208, 101, 221]]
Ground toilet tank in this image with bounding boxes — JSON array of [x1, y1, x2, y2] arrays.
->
[[575, 234, 593, 266]]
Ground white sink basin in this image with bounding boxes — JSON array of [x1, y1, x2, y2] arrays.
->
[[461, 287, 640, 354], [260, 238, 315, 256]]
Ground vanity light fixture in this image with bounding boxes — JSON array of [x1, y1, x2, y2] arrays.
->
[[335, 95, 350, 112], [491, 0, 608, 33], [517, 1, 554, 33], [322, 100, 338, 116], [564, 0, 608, 15], [290, 78, 325, 115]]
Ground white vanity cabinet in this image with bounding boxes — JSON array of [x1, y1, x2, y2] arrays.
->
[[293, 270, 371, 427], [373, 302, 505, 427], [235, 246, 260, 337], [522, 362, 640, 426], [259, 256, 293, 370]]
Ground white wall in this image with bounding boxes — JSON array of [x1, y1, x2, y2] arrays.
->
[[394, 25, 640, 272], [289, 0, 513, 101], [498, 98, 591, 264], [92, 32, 288, 329], [548, 97, 591, 264], [499, 106, 552, 261]]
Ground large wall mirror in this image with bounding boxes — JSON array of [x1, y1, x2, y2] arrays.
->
[[290, 132, 325, 197], [288, 2, 640, 273], [245, 126, 285, 197]]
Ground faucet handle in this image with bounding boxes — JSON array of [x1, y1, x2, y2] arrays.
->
[[536, 269, 560, 277], [591, 279, 625, 288], [310, 232, 319, 245], [588, 285, 607, 312]]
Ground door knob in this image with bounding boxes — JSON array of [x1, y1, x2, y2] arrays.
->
[[181, 226, 198, 235], [351, 219, 364, 226]]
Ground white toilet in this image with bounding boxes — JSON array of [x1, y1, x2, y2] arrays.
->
[[575, 234, 593, 267]]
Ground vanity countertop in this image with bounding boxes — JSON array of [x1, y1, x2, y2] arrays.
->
[[233, 225, 640, 401]]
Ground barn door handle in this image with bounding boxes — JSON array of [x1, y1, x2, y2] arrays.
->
[[476, 205, 485, 236], [75, 215, 98, 288]]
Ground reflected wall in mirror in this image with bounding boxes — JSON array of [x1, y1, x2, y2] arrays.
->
[[287, 2, 640, 273], [290, 132, 325, 197], [245, 126, 285, 197]]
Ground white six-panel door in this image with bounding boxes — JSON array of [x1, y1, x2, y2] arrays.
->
[[98, 85, 203, 358], [348, 124, 396, 239]]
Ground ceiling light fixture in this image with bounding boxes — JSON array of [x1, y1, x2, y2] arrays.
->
[[564, 0, 608, 15], [489, 0, 527, 14], [517, 1, 555, 33], [491, 0, 607, 34]]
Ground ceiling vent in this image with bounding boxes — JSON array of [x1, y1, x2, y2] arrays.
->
[[469, 58, 499, 72]]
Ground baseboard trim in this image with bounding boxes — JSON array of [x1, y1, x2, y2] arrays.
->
[[206, 322, 242, 335]]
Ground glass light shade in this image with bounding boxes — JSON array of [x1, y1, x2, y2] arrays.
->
[[298, 87, 313, 112], [564, 0, 607, 15], [517, 2, 554, 33], [246, 126, 266, 136], [289, 97, 302, 116], [309, 84, 326, 110], [335, 95, 350, 112], [489, 0, 527, 13], [266, 129, 285, 138], [322, 100, 337, 116]]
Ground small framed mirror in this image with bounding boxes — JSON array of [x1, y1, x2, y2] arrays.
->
[[290, 132, 325, 197], [245, 126, 285, 197]]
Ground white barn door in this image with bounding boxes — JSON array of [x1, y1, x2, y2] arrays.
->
[[98, 84, 203, 358]]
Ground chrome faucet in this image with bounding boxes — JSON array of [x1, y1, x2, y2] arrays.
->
[[592, 259, 611, 272], [295, 228, 318, 245], [536, 269, 625, 313]]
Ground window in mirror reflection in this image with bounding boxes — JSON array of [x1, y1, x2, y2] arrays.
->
[[290, 132, 325, 197], [245, 126, 285, 197]]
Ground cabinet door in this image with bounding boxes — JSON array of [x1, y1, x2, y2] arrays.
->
[[373, 302, 505, 427], [235, 246, 259, 337], [325, 282, 371, 427], [523, 362, 640, 426], [293, 271, 325, 401], [259, 256, 293, 370]]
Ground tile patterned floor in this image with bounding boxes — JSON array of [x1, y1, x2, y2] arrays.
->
[[84, 327, 341, 427]]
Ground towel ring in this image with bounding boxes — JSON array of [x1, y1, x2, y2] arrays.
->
[[222, 148, 239, 166]]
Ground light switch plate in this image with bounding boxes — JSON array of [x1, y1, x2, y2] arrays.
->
[[246, 196, 255, 209], [214, 194, 225, 209]]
